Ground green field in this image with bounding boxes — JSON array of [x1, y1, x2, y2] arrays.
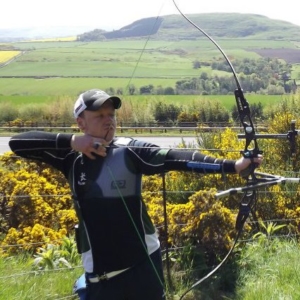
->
[[0, 77, 180, 97], [0, 39, 295, 79], [292, 63, 300, 84], [0, 91, 283, 111], [0, 38, 295, 111]]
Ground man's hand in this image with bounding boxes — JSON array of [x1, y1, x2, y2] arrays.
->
[[234, 154, 263, 175], [70, 135, 109, 159]]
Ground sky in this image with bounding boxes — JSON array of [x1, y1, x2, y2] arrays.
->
[[1, 0, 300, 30]]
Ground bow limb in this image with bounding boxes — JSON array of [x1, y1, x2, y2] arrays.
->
[[172, 1, 263, 298], [173, 0, 261, 170]]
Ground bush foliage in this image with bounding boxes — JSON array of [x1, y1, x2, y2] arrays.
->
[[1, 94, 300, 296]]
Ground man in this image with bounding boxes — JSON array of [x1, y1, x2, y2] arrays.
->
[[9, 89, 262, 300]]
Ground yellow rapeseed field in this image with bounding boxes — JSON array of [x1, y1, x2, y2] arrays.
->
[[30, 36, 76, 42], [0, 50, 21, 64]]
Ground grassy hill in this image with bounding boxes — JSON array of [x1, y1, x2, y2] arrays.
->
[[2, 13, 300, 42], [81, 13, 300, 41]]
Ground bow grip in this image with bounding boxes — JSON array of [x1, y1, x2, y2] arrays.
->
[[239, 149, 263, 179]]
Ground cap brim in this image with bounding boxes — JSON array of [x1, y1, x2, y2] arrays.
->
[[87, 96, 122, 111]]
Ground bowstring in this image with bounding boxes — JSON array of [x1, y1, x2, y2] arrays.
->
[[106, 1, 171, 295], [105, 162, 165, 289]]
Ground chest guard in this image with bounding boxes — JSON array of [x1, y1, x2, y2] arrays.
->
[[70, 137, 150, 273]]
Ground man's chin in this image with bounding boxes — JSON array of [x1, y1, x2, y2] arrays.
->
[[104, 132, 115, 143]]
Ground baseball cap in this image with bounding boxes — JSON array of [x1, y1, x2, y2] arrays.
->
[[73, 89, 122, 118]]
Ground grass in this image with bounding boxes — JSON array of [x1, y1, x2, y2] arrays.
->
[[0, 91, 283, 112], [235, 237, 300, 300], [1, 237, 299, 300], [0, 254, 83, 300], [0, 78, 186, 97]]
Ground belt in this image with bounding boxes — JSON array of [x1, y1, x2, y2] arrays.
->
[[86, 268, 130, 283]]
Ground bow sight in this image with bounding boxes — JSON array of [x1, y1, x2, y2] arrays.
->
[[238, 119, 299, 157]]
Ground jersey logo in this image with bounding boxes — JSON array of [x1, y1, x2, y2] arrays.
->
[[78, 172, 87, 185], [111, 180, 126, 189]]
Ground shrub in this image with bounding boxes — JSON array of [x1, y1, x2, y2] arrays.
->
[[0, 102, 19, 122], [0, 153, 75, 255]]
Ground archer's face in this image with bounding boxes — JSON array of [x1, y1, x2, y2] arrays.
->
[[77, 101, 117, 142]]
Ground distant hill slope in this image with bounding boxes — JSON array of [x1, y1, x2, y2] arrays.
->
[[158, 13, 300, 40], [1, 13, 300, 42], [0, 26, 97, 42], [80, 13, 300, 41]]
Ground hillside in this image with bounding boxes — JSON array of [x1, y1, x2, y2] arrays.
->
[[1, 13, 300, 42], [79, 13, 300, 41]]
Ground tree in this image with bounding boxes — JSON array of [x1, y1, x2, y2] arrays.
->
[[164, 87, 175, 95], [200, 72, 208, 80], [193, 60, 201, 69], [140, 85, 154, 94], [128, 84, 136, 95], [153, 102, 181, 122]]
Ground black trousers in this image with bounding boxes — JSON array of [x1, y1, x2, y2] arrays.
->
[[86, 249, 166, 300]]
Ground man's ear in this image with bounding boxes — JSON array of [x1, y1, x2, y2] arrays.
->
[[77, 117, 85, 131]]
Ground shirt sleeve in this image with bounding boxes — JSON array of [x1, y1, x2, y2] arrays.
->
[[164, 149, 236, 174], [9, 131, 74, 173], [127, 139, 169, 175], [127, 139, 236, 175]]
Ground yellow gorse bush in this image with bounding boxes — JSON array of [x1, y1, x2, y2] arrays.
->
[[0, 153, 74, 255], [1, 109, 300, 262], [145, 186, 238, 258], [213, 127, 244, 160]]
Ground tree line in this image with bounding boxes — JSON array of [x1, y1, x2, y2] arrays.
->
[[106, 57, 295, 96]]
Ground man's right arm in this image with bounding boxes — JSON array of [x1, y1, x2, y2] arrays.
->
[[9, 131, 110, 165], [9, 131, 74, 172]]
